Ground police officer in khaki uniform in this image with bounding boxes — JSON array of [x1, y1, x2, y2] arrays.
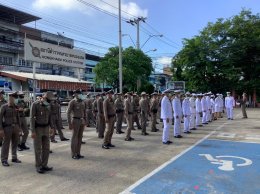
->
[[132, 94, 142, 130], [67, 89, 86, 160], [92, 94, 99, 132], [0, 90, 7, 147], [115, 93, 124, 134], [17, 92, 30, 151], [124, 92, 134, 141], [150, 92, 159, 132], [31, 91, 54, 173], [0, 92, 21, 167], [97, 93, 105, 138], [139, 92, 149, 136], [102, 90, 116, 149], [50, 98, 69, 143], [85, 93, 94, 127]]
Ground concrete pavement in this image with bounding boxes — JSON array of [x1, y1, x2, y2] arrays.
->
[[0, 108, 259, 194]]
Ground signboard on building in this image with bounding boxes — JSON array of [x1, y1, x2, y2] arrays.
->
[[167, 81, 185, 91], [24, 38, 85, 68]]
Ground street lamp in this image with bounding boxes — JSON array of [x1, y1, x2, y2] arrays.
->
[[145, 48, 157, 53], [141, 34, 163, 49], [122, 34, 136, 47]]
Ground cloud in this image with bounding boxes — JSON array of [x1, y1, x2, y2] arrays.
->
[[155, 56, 172, 67], [32, 0, 148, 18]]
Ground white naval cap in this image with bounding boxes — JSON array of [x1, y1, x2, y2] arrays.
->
[[174, 90, 182, 93], [185, 91, 191, 95], [162, 89, 171, 94]]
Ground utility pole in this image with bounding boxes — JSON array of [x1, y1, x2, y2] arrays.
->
[[126, 17, 146, 90], [126, 17, 146, 49], [118, 0, 123, 93]]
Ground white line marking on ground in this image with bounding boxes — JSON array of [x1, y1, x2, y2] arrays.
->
[[208, 139, 260, 144], [120, 113, 241, 194]]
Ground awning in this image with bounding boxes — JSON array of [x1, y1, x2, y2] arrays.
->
[[0, 71, 92, 91]]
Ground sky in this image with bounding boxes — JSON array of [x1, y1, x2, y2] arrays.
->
[[1, 0, 259, 71]]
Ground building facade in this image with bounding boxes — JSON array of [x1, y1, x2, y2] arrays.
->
[[0, 4, 90, 93]]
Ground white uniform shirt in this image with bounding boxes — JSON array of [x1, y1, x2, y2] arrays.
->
[[210, 98, 215, 113], [225, 96, 235, 108], [182, 97, 191, 116], [160, 96, 173, 119], [195, 98, 202, 113], [206, 96, 211, 110], [189, 97, 196, 114], [201, 97, 207, 112], [172, 97, 182, 117]]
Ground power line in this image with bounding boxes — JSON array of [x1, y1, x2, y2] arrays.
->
[[144, 22, 182, 47], [99, 0, 182, 49], [3, 1, 118, 42]]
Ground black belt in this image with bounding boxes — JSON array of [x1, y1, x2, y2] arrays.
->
[[35, 123, 49, 127], [73, 117, 83, 119], [3, 123, 17, 127], [108, 114, 115, 118], [128, 112, 133, 114]]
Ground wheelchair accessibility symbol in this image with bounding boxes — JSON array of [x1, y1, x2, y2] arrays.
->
[[199, 154, 253, 171]]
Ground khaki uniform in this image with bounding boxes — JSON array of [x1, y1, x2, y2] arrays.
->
[[124, 98, 133, 139], [0, 103, 20, 162], [67, 98, 86, 157], [17, 100, 29, 144], [132, 96, 141, 129], [85, 98, 95, 127], [30, 101, 53, 169], [241, 96, 248, 118], [115, 98, 124, 133], [150, 98, 159, 131], [50, 101, 65, 141], [0, 99, 7, 146], [139, 98, 149, 134], [92, 99, 98, 131], [103, 98, 116, 145], [97, 98, 105, 138]]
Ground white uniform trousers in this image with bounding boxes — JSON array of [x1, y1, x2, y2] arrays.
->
[[226, 108, 233, 119], [196, 112, 201, 126], [174, 116, 181, 136], [183, 115, 190, 132], [190, 113, 196, 129], [202, 111, 207, 124], [206, 110, 211, 122], [162, 119, 171, 143]]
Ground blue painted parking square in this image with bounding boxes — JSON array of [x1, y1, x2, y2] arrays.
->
[[127, 140, 260, 194]]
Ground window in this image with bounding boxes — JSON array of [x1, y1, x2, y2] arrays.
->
[[8, 58, 12, 65], [3, 57, 8, 64], [19, 59, 26, 66], [0, 56, 13, 65]]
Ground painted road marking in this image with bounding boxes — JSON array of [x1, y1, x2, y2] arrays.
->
[[120, 115, 232, 194], [217, 132, 236, 138], [199, 154, 252, 171], [123, 139, 260, 194]]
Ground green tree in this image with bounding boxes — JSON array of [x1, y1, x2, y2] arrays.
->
[[172, 10, 260, 94], [94, 46, 153, 91]]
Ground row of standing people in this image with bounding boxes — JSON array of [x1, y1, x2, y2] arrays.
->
[[161, 90, 235, 144]]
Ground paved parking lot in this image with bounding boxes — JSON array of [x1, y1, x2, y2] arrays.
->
[[0, 109, 260, 194]]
